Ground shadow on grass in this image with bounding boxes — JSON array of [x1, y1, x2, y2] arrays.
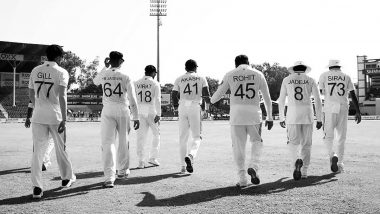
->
[[0, 182, 104, 206], [51, 171, 104, 181], [136, 173, 338, 207], [116, 172, 191, 185], [0, 167, 30, 176]]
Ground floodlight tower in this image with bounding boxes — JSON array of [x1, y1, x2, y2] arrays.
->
[[150, 0, 167, 82]]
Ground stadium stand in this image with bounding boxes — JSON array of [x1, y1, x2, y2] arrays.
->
[[0, 88, 29, 118]]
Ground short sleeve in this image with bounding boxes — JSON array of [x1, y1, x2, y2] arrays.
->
[[173, 77, 180, 92], [59, 70, 69, 87], [28, 71, 34, 89], [347, 76, 355, 92]]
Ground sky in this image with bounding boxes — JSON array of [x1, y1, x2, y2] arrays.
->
[[1, 0, 380, 84]]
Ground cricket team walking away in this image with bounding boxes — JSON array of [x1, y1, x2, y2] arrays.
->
[[27, 44, 362, 199]]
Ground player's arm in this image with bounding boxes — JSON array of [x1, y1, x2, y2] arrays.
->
[[172, 78, 180, 110], [154, 83, 161, 123], [210, 75, 229, 104], [25, 101, 34, 128], [312, 79, 323, 129], [277, 79, 287, 128], [347, 76, 361, 124], [125, 79, 140, 129], [58, 85, 67, 133], [260, 75, 273, 130]]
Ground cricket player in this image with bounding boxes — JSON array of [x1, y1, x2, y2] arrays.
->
[[134, 65, 161, 168], [211, 55, 273, 188], [93, 52, 139, 188], [318, 60, 361, 173], [172, 59, 210, 174], [278, 61, 322, 180], [28, 44, 76, 199], [25, 101, 55, 171]]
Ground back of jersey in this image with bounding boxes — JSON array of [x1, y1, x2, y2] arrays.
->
[[29, 62, 68, 124], [227, 67, 263, 107], [319, 70, 354, 105], [283, 73, 315, 106], [174, 72, 208, 105], [94, 68, 129, 106]]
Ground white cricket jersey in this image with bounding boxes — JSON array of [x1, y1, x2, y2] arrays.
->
[[173, 72, 209, 106], [278, 73, 322, 124], [93, 67, 139, 120], [134, 76, 161, 116], [211, 64, 273, 125], [28, 61, 68, 125], [319, 69, 354, 113]]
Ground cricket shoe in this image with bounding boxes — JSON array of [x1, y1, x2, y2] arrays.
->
[[103, 181, 114, 188], [337, 165, 345, 173], [42, 164, 47, 171], [247, 168, 260, 185], [62, 177, 76, 188], [137, 161, 146, 169], [236, 181, 249, 189], [185, 155, 194, 173], [117, 169, 130, 179], [331, 155, 339, 173], [293, 159, 303, 181], [32, 187, 43, 199], [148, 158, 160, 166]]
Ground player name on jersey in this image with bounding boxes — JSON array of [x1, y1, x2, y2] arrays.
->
[[136, 84, 152, 89], [288, 79, 309, 84], [180, 76, 200, 82], [102, 76, 122, 81], [233, 74, 255, 82], [327, 76, 345, 81], [37, 72, 52, 79]]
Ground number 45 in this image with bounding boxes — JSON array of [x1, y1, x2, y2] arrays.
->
[[234, 83, 255, 99]]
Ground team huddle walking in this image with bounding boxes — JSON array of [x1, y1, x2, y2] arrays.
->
[[27, 44, 361, 198]]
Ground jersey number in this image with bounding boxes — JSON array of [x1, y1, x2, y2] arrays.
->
[[328, 83, 345, 96], [184, 83, 198, 95], [103, 83, 123, 97], [35, 81, 54, 98], [294, 87, 303, 101], [234, 83, 255, 99], [138, 91, 152, 102]]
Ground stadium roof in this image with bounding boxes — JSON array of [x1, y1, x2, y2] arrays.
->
[[0, 41, 49, 73]]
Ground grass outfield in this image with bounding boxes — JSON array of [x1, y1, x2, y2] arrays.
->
[[0, 120, 379, 213]]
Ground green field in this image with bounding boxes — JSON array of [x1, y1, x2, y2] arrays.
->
[[0, 120, 379, 213]]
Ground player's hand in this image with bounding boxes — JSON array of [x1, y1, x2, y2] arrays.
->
[[154, 115, 160, 123], [134, 120, 140, 130], [316, 121, 322, 130], [25, 118, 31, 128], [202, 110, 208, 119], [280, 121, 286, 128], [104, 57, 110, 68], [355, 112, 361, 124], [173, 106, 178, 116], [265, 120, 273, 130], [58, 121, 66, 134]]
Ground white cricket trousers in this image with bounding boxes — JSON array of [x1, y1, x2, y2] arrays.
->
[[43, 137, 55, 167], [178, 104, 202, 167], [230, 124, 263, 183], [101, 105, 131, 182], [31, 123, 75, 189], [136, 114, 160, 162], [287, 124, 313, 172], [323, 107, 348, 166]]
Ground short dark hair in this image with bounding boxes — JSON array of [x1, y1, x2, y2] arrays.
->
[[329, 66, 341, 69], [185, 59, 198, 71], [46, 44, 64, 61], [235, 55, 249, 67], [145, 65, 157, 75], [293, 65, 307, 72]]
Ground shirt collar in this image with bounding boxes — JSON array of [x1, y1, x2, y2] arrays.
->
[[237, 64, 250, 69], [144, 76, 153, 79], [44, 61, 57, 67]]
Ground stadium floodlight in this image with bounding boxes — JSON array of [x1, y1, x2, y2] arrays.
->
[[150, 0, 167, 82]]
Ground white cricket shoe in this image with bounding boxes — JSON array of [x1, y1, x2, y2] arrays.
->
[[62, 176, 76, 188], [180, 166, 186, 174], [103, 181, 114, 188], [148, 158, 160, 166], [137, 161, 146, 169], [331, 155, 339, 173], [337, 165, 345, 173], [117, 169, 131, 179]]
